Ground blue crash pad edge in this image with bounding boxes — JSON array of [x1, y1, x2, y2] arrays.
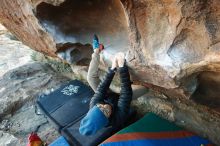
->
[[49, 136, 70, 146]]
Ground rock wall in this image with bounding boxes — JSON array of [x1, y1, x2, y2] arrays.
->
[[0, 62, 69, 145], [0, 0, 220, 90], [1, 0, 220, 145], [0, 0, 57, 57], [123, 0, 220, 88]]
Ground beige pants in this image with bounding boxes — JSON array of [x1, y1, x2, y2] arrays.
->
[[87, 51, 101, 92]]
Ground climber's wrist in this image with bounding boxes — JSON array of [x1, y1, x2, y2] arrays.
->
[[94, 48, 100, 54]]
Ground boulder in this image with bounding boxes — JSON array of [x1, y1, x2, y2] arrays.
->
[[0, 105, 60, 146], [0, 62, 69, 117], [0, 131, 19, 146], [0, 0, 220, 93], [1, 0, 220, 144], [0, 62, 69, 145], [0, 24, 33, 77]]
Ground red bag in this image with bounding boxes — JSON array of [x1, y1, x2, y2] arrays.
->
[[27, 133, 46, 146]]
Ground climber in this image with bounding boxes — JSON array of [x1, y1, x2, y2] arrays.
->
[[86, 34, 105, 92], [79, 35, 133, 136]]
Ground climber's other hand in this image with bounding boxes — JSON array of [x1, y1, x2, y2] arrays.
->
[[116, 52, 125, 67]]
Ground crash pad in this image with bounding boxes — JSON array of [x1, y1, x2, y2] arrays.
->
[[101, 113, 213, 146], [49, 136, 70, 146], [37, 80, 94, 131]]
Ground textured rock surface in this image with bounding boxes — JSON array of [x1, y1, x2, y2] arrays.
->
[[0, 24, 34, 76], [1, 0, 220, 145], [0, 26, 63, 145], [0, 0, 56, 57], [0, 62, 69, 117], [56, 42, 93, 65], [0, 131, 19, 146], [0, 0, 220, 91], [0, 62, 69, 145], [0, 105, 60, 146], [123, 0, 220, 89]]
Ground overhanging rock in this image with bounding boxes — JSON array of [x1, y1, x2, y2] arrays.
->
[[1, 0, 220, 90], [0, 0, 220, 144]]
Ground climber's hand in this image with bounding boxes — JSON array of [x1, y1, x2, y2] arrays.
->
[[111, 55, 118, 70], [99, 44, 104, 51], [116, 52, 125, 67], [94, 48, 100, 54]]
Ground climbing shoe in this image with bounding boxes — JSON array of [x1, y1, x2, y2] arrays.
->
[[93, 34, 99, 50]]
